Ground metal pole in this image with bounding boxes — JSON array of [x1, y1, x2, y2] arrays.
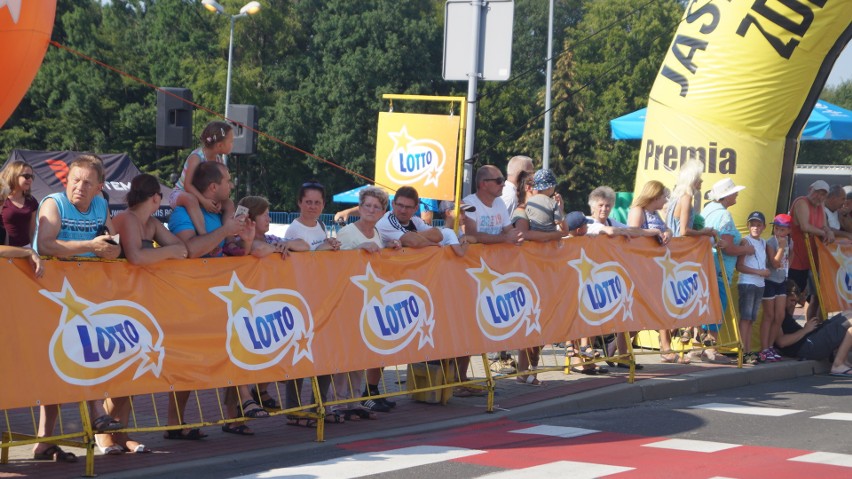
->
[[542, 0, 554, 170], [225, 14, 236, 120], [462, 0, 484, 197]]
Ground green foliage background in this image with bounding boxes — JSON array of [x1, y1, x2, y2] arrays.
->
[[1, 0, 849, 213]]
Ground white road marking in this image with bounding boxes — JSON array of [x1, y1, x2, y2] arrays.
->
[[479, 460, 633, 478], [812, 412, 852, 421], [237, 445, 485, 479], [691, 402, 802, 416], [789, 451, 852, 468], [509, 425, 599, 439], [642, 438, 740, 453]]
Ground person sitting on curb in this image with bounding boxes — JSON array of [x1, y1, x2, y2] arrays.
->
[[776, 280, 852, 376]]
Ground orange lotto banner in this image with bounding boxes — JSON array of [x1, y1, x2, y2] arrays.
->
[[814, 241, 852, 314], [374, 112, 460, 201], [1, 237, 720, 409]]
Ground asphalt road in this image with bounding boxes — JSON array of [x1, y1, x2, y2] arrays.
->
[[159, 375, 851, 479]]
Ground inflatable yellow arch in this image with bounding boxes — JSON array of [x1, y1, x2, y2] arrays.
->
[[635, 0, 852, 225]]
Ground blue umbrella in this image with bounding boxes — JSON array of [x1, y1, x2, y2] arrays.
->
[[333, 185, 441, 211], [610, 100, 852, 141]]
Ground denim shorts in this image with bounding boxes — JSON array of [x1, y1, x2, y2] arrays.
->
[[762, 280, 786, 299], [738, 283, 764, 321]]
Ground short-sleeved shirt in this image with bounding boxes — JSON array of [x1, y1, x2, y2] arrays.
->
[[35, 192, 109, 257], [462, 194, 510, 236], [167, 206, 225, 257], [500, 182, 519, 215], [766, 235, 791, 283], [285, 219, 328, 251], [525, 194, 564, 232], [2, 196, 38, 247], [702, 201, 740, 283], [586, 217, 625, 236], [376, 211, 431, 243], [338, 223, 383, 250]]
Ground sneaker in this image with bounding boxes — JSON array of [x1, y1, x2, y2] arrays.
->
[[770, 347, 783, 361], [360, 399, 390, 413], [377, 397, 396, 409], [757, 349, 771, 363]]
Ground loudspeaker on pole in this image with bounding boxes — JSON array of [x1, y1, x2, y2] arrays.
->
[[156, 87, 193, 149], [229, 104, 259, 155]]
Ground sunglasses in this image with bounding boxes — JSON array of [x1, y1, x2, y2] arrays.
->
[[20, 174, 34, 180], [484, 177, 506, 185], [301, 181, 324, 188]]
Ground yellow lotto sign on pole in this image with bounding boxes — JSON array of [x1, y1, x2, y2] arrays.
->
[[375, 112, 460, 200], [636, 0, 852, 228]]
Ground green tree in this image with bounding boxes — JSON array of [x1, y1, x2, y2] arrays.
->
[[518, 0, 683, 211]]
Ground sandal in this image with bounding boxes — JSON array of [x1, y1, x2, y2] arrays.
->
[[163, 427, 207, 440], [679, 329, 692, 343], [241, 399, 270, 419], [324, 411, 345, 424], [342, 406, 378, 421], [251, 387, 279, 409], [92, 414, 123, 432], [579, 345, 601, 359], [565, 342, 577, 357], [286, 415, 317, 428], [516, 375, 544, 386], [222, 423, 254, 436], [33, 445, 78, 463]]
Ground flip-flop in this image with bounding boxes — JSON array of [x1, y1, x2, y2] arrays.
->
[[33, 445, 78, 463], [286, 416, 317, 428], [829, 367, 852, 377], [222, 424, 254, 435]]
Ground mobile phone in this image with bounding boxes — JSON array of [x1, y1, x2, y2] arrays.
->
[[234, 205, 249, 218], [95, 224, 118, 245]]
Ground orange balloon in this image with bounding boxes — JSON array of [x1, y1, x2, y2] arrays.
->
[[0, 0, 56, 127]]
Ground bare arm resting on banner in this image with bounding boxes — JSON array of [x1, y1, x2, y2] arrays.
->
[[399, 228, 443, 247], [793, 199, 834, 244], [37, 198, 120, 259], [0, 245, 43, 277]]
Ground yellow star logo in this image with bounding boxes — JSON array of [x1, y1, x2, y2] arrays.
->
[[39, 279, 94, 325], [654, 249, 679, 279], [388, 126, 416, 152], [210, 273, 256, 316], [567, 249, 596, 282], [352, 263, 387, 304], [466, 258, 501, 294]]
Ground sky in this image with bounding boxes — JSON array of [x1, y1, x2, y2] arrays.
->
[[826, 43, 851, 87]]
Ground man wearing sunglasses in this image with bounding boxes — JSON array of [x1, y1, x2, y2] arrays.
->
[[462, 165, 523, 245]]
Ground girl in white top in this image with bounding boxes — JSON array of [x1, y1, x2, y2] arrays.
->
[[170, 121, 235, 235]]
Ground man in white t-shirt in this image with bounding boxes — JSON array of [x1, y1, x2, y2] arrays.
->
[[464, 165, 523, 245], [500, 155, 535, 214]]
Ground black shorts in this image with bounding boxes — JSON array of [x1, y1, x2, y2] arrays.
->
[[762, 280, 786, 299], [797, 314, 852, 361]]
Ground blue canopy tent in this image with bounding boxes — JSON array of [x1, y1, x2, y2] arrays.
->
[[333, 185, 441, 211], [610, 100, 852, 141]]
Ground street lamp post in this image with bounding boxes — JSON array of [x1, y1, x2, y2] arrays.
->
[[201, 0, 261, 120]]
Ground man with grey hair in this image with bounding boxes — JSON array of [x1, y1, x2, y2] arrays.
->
[[500, 155, 535, 214], [824, 184, 852, 240]]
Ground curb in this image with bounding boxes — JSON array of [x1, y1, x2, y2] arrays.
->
[[101, 360, 829, 478]]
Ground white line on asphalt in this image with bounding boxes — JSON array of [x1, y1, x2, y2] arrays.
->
[[236, 445, 486, 479], [811, 412, 852, 421], [641, 438, 740, 453], [691, 402, 803, 416], [478, 460, 633, 478], [789, 451, 852, 468], [509, 425, 599, 439]]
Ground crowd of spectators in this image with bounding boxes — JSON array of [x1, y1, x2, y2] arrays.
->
[[5, 139, 852, 462]]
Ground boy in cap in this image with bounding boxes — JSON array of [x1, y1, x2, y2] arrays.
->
[[736, 211, 770, 364], [525, 169, 565, 232], [759, 213, 793, 363]]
